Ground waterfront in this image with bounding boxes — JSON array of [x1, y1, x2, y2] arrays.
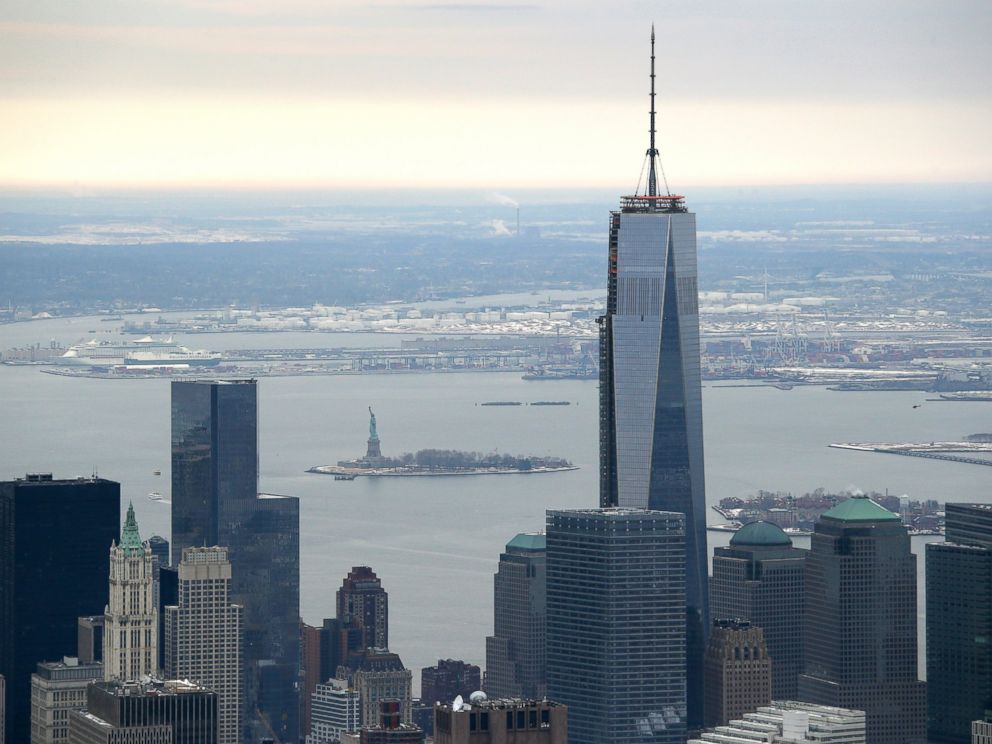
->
[[2, 320, 989, 688]]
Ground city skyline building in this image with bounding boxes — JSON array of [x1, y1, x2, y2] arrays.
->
[[77, 617, 105, 665], [0, 474, 120, 744], [597, 30, 708, 724], [433, 698, 567, 744], [171, 379, 300, 744], [349, 700, 424, 744], [421, 660, 481, 709], [352, 650, 413, 728], [30, 657, 103, 744], [68, 679, 218, 744], [337, 566, 389, 653], [301, 621, 323, 738], [702, 620, 772, 728], [165, 546, 242, 744], [306, 679, 361, 744], [927, 503, 992, 744], [485, 533, 546, 701], [103, 503, 158, 683], [546, 508, 686, 744], [710, 521, 806, 699], [797, 496, 926, 744]]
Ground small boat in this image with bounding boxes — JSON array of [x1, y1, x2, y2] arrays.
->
[[147, 491, 163, 501], [334, 474, 357, 481], [153, 470, 161, 476]]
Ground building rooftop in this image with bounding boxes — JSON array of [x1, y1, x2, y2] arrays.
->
[[730, 520, 792, 547], [506, 533, 546, 552], [821, 495, 901, 523]]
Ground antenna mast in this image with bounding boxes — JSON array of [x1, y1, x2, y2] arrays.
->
[[647, 25, 658, 197]]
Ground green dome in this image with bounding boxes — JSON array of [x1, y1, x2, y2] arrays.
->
[[730, 521, 792, 547], [822, 495, 900, 522]]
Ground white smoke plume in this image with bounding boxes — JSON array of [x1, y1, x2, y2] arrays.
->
[[488, 192, 519, 209]]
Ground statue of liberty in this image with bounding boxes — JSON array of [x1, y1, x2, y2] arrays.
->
[[365, 406, 382, 460]]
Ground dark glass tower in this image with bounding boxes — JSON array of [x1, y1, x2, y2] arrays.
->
[[797, 496, 926, 744], [0, 474, 120, 744], [546, 508, 686, 744], [710, 521, 806, 698], [598, 29, 708, 724], [171, 380, 300, 744], [927, 503, 992, 743], [485, 532, 546, 700]]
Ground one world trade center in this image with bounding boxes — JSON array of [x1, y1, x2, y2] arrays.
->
[[597, 27, 709, 728]]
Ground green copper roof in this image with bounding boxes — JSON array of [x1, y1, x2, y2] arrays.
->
[[730, 521, 792, 547], [120, 502, 144, 553], [506, 533, 546, 551], [822, 495, 901, 522]]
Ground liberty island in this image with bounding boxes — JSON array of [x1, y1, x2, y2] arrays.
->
[[308, 407, 577, 478]]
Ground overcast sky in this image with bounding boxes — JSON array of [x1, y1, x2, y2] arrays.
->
[[1, 0, 989, 188]]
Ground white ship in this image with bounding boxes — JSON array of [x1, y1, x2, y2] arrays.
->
[[57, 336, 221, 367]]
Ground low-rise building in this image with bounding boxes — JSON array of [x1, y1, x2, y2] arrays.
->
[[434, 697, 566, 744], [31, 657, 103, 744], [688, 701, 865, 744]]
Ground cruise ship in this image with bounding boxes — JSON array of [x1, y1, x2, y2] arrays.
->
[[57, 337, 221, 367]]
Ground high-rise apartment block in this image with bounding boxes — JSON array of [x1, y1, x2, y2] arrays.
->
[[546, 508, 686, 744], [30, 657, 103, 744], [702, 620, 771, 728], [338, 566, 389, 651], [68, 679, 217, 744], [352, 650, 413, 727], [687, 701, 866, 744], [1, 474, 120, 744], [301, 622, 323, 737], [597, 32, 708, 724], [711, 521, 806, 698], [104, 504, 158, 683], [433, 698, 567, 744], [165, 547, 242, 744], [485, 533, 546, 701], [307, 679, 361, 744], [797, 496, 926, 744], [421, 660, 481, 709], [171, 379, 300, 743], [928, 504, 992, 744]]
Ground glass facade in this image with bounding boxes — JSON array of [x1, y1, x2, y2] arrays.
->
[[0, 475, 120, 744], [599, 202, 708, 723], [171, 381, 299, 744], [926, 504, 992, 744], [546, 508, 686, 744]]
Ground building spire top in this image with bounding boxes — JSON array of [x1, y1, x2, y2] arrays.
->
[[647, 24, 658, 197], [120, 501, 143, 553]]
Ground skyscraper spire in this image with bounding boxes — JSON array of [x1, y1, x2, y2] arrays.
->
[[647, 25, 659, 197]]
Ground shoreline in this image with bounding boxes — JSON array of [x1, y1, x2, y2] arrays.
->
[[307, 464, 579, 478]]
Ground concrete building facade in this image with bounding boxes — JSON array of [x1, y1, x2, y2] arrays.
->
[[688, 701, 865, 744], [307, 679, 360, 744], [165, 547, 242, 744], [30, 658, 103, 744], [485, 533, 546, 701], [421, 660, 481, 709], [703, 620, 772, 728], [711, 521, 806, 699], [352, 651, 412, 728], [433, 698, 566, 744], [103, 504, 158, 683], [797, 496, 926, 744]]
